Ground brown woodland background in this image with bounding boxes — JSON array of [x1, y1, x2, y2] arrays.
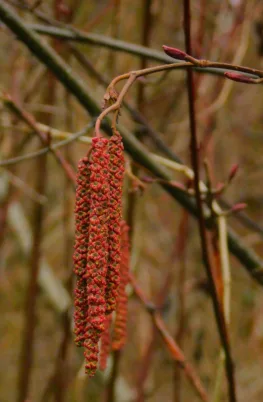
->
[[1, 0, 263, 401]]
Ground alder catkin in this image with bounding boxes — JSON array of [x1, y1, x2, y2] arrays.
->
[[73, 157, 91, 346], [112, 221, 130, 350], [84, 137, 110, 375], [73, 131, 126, 376], [105, 131, 125, 314]]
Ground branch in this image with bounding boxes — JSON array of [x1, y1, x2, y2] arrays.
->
[[26, 23, 263, 80], [0, 120, 94, 167], [1, 93, 76, 184], [183, 1, 236, 401]]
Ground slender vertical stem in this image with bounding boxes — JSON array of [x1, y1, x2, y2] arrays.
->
[[137, 0, 152, 114], [52, 4, 74, 399], [183, 1, 236, 401], [135, 328, 156, 402], [173, 210, 189, 402], [104, 351, 121, 402], [17, 151, 47, 402]]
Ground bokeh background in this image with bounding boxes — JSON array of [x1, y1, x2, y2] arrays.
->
[[1, 0, 263, 401]]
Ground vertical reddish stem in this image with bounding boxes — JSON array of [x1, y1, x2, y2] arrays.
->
[[183, 1, 236, 401]]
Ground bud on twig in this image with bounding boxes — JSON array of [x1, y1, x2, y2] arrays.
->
[[231, 203, 247, 213], [169, 181, 188, 192], [162, 45, 187, 60], [228, 163, 239, 182], [224, 72, 255, 84]]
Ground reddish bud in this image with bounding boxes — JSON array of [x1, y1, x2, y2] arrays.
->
[[231, 203, 247, 213], [169, 181, 187, 191], [224, 72, 255, 84], [162, 45, 187, 60], [141, 176, 155, 183], [228, 163, 239, 182]]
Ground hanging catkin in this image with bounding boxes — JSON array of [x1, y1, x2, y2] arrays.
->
[[84, 137, 110, 376], [73, 131, 126, 377], [112, 221, 130, 350], [73, 156, 91, 346], [105, 131, 125, 315]]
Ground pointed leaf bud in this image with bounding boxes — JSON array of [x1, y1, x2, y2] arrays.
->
[[231, 203, 247, 213], [228, 163, 239, 182], [162, 45, 187, 60], [224, 72, 255, 84]]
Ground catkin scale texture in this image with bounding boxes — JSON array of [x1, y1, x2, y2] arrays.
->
[[84, 137, 110, 375], [73, 157, 91, 346], [105, 131, 125, 314], [112, 221, 130, 350], [73, 132, 126, 377]]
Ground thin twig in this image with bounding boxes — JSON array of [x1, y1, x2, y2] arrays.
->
[[0, 121, 94, 167], [129, 273, 208, 402], [1, 92, 76, 184], [23, 23, 263, 79]]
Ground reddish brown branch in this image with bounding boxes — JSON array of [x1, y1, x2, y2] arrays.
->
[[183, 1, 236, 401]]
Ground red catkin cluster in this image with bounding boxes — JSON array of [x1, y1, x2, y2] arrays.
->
[[73, 156, 91, 347], [73, 133, 126, 377], [84, 137, 110, 375], [112, 221, 130, 350], [106, 131, 125, 314]]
